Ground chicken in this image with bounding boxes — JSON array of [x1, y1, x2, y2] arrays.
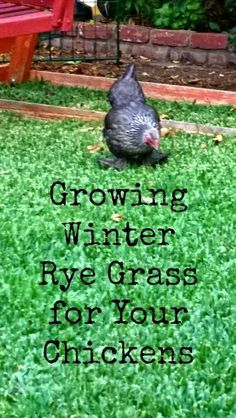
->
[[97, 0, 117, 19], [99, 64, 168, 171], [74, 1, 101, 20]]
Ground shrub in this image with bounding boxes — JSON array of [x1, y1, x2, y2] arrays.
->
[[114, 0, 235, 32], [115, 0, 204, 30], [114, 0, 157, 23], [203, 0, 236, 32], [151, 0, 204, 30]]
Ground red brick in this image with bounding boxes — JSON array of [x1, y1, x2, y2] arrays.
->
[[190, 33, 228, 50], [51, 38, 61, 49], [182, 49, 208, 65], [78, 23, 113, 40], [208, 52, 228, 66], [169, 47, 183, 62], [228, 52, 236, 65], [151, 29, 190, 47], [119, 25, 150, 43], [131, 44, 169, 61], [170, 48, 209, 65], [83, 40, 96, 54], [96, 41, 116, 55], [64, 30, 78, 38], [65, 23, 79, 37], [119, 43, 133, 56]]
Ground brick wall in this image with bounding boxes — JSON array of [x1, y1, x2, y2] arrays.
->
[[61, 22, 236, 67]]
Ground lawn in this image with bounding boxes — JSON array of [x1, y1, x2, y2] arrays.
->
[[0, 92, 235, 418], [0, 80, 236, 127]]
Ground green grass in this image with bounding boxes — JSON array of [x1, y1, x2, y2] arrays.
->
[[0, 80, 236, 127], [0, 110, 235, 418]]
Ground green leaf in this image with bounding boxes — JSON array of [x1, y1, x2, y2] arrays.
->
[[209, 21, 221, 32]]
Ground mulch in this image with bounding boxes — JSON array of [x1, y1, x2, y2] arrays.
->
[[32, 55, 236, 92]]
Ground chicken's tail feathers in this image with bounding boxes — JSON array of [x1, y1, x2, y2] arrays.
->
[[121, 64, 136, 80]]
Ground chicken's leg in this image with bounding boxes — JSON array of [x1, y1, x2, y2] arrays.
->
[[99, 155, 128, 171], [141, 150, 169, 166]]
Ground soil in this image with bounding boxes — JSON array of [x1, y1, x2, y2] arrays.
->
[[32, 56, 236, 92]]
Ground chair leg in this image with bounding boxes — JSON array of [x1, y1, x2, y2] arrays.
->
[[8, 33, 38, 83], [0, 64, 9, 82]]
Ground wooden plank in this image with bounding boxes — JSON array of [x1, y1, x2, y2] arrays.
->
[[0, 2, 24, 10], [0, 1, 18, 8], [142, 82, 236, 107], [30, 70, 236, 108], [160, 119, 236, 136], [52, 0, 73, 31], [8, 33, 38, 82], [1, 8, 37, 17], [0, 36, 14, 52], [1, 0, 53, 7], [0, 63, 8, 81], [0, 5, 32, 15], [0, 10, 52, 38], [1, 99, 236, 136], [0, 0, 73, 84], [1, 0, 73, 31], [0, 100, 105, 121]]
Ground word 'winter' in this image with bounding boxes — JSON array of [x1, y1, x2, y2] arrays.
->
[[62, 221, 175, 247]]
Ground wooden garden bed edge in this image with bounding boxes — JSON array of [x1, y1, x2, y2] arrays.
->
[[29, 69, 236, 107], [1, 98, 236, 136]]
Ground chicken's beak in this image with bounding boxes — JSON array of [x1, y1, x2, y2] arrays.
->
[[145, 131, 160, 149]]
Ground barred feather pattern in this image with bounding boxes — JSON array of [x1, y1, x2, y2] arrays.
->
[[103, 102, 161, 159]]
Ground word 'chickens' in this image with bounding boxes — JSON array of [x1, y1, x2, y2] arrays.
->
[[100, 64, 168, 170], [50, 181, 188, 213], [44, 339, 193, 365]]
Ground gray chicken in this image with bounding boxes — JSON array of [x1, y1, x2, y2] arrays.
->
[[99, 64, 168, 171]]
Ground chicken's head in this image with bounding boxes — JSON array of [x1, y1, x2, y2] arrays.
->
[[143, 127, 160, 149]]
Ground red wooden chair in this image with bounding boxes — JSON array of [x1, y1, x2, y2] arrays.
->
[[0, 0, 74, 82]]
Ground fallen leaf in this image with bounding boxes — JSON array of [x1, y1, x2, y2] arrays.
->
[[172, 60, 180, 64], [80, 127, 95, 132], [142, 197, 153, 204], [200, 143, 207, 149], [142, 72, 149, 76], [188, 78, 201, 83], [161, 127, 175, 137], [128, 18, 137, 25], [160, 114, 170, 120], [87, 144, 104, 153], [64, 61, 78, 65], [111, 213, 124, 222], [170, 75, 179, 79], [165, 65, 177, 69], [215, 134, 223, 141], [213, 134, 223, 145]]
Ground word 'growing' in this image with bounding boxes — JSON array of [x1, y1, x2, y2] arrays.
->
[[50, 181, 188, 213]]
